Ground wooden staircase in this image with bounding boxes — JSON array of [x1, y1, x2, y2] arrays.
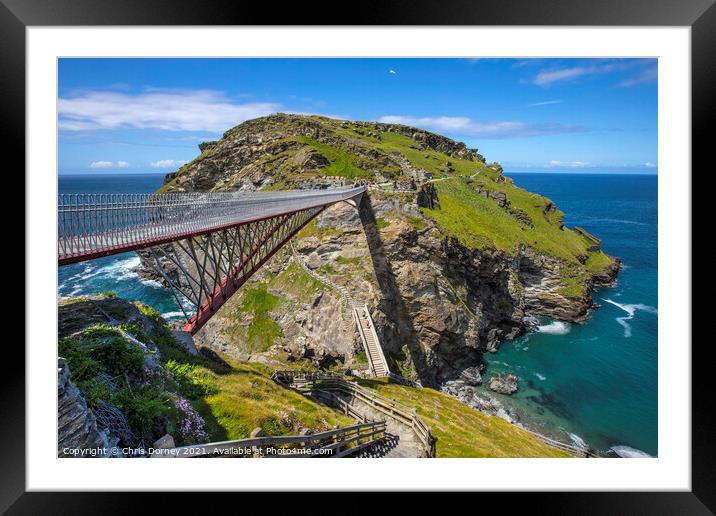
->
[[290, 242, 391, 378], [353, 304, 389, 377]]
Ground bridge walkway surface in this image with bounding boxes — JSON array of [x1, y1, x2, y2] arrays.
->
[[58, 186, 365, 334], [58, 186, 365, 264]]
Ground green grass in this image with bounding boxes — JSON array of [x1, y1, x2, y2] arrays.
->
[[296, 218, 342, 240], [354, 351, 368, 364], [334, 255, 362, 266], [137, 307, 353, 441], [356, 378, 571, 458], [375, 131, 489, 180], [405, 215, 427, 230], [424, 178, 587, 260], [240, 284, 284, 353], [585, 250, 614, 273], [297, 136, 372, 179], [419, 177, 617, 295], [200, 359, 354, 439], [375, 217, 390, 229], [269, 261, 325, 303]]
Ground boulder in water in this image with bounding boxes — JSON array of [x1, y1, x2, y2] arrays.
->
[[487, 373, 519, 395]]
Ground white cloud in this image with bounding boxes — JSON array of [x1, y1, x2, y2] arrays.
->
[[532, 62, 630, 86], [618, 65, 658, 87], [376, 115, 586, 139], [534, 67, 595, 86], [545, 160, 591, 168], [388, 69, 397, 75], [529, 100, 562, 107], [59, 89, 281, 132], [89, 161, 115, 169], [150, 159, 189, 169], [89, 160, 131, 169], [644, 161, 657, 168], [532, 60, 656, 87]]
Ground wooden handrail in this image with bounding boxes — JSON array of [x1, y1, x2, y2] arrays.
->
[[154, 419, 386, 458], [273, 371, 436, 457], [360, 304, 391, 375]]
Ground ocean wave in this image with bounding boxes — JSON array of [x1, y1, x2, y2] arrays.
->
[[568, 433, 588, 450], [104, 256, 142, 280], [161, 311, 186, 319], [62, 256, 142, 287], [580, 216, 649, 226], [139, 277, 163, 289], [610, 445, 652, 458], [67, 285, 83, 296], [536, 321, 571, 335], [603, 299, 658, 338]]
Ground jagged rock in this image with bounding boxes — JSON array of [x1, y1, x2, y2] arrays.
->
[[460, 366, 483, 385], [128, 114, 619, 387], [487, 373, 519, 395], [475, 186, 508, 208], [171, 329, 199, 356], [58, 358, 106, 457], [509, 207, 534, 228], [153, 434, 175, 449], [417, 183, 440, 209]]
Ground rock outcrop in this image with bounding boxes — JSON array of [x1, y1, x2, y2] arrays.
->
[[58, 358, 106, 457], [135, 114, 619, 387], [487, 373, 519, 395]]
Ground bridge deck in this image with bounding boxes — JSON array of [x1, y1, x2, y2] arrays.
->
[[58, 186, 365, 264]]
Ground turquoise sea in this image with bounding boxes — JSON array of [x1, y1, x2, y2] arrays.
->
[[488, 173, 658, 456], [58, 172, 658, 456], [58, 174, 188, 319]]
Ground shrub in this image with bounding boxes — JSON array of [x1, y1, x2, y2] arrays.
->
[[165, 359, 218, 397], [114, 384, 172, 436], [59, 337, 101, 382], [86, 335, 145, 376]]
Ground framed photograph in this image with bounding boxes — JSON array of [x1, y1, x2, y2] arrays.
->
[[7, 0, 709, 511]]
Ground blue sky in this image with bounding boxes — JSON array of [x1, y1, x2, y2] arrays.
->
[[58, 58, 657, 175]]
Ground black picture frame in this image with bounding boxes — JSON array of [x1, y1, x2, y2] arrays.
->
[[4, 0, 709, 512]]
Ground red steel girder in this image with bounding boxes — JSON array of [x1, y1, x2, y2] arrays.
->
[[182, 207, 324, 334]]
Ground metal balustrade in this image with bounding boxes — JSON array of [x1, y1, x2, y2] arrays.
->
[[58, 186, 366, 334], [58, 186, 366, 264]]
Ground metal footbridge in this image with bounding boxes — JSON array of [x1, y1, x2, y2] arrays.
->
[[58, 186, 366, 333]]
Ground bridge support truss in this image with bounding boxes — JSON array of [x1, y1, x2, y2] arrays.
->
[[149, 206, 325, 334]]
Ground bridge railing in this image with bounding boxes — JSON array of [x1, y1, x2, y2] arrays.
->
[[58, 186, 365, 262], [273, 370, 436, 457], [152, 419, 386, 458]]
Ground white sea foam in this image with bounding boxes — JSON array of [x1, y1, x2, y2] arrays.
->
[[568, 433, 588, 450], [139, 277, 163, 289], [583, 216, 647, 226], [603, 299, 658, 338], [523, 315, 540, 326], [104, 256, 142, 280], [610, 445, 652, 458], [161, 311, 186, 319], [534, 372, 546, 381], [67, 285, 83, 296], [59, 255, 143, 294], [536, 321, 571, 335]]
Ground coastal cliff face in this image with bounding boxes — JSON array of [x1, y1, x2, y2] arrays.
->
[[141, 114, 619, 386]]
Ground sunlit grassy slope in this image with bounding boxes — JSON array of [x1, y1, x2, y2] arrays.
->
[[357, 378, 571, 458]]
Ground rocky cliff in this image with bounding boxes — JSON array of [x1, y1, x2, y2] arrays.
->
[[141, 114, 619, 387]]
